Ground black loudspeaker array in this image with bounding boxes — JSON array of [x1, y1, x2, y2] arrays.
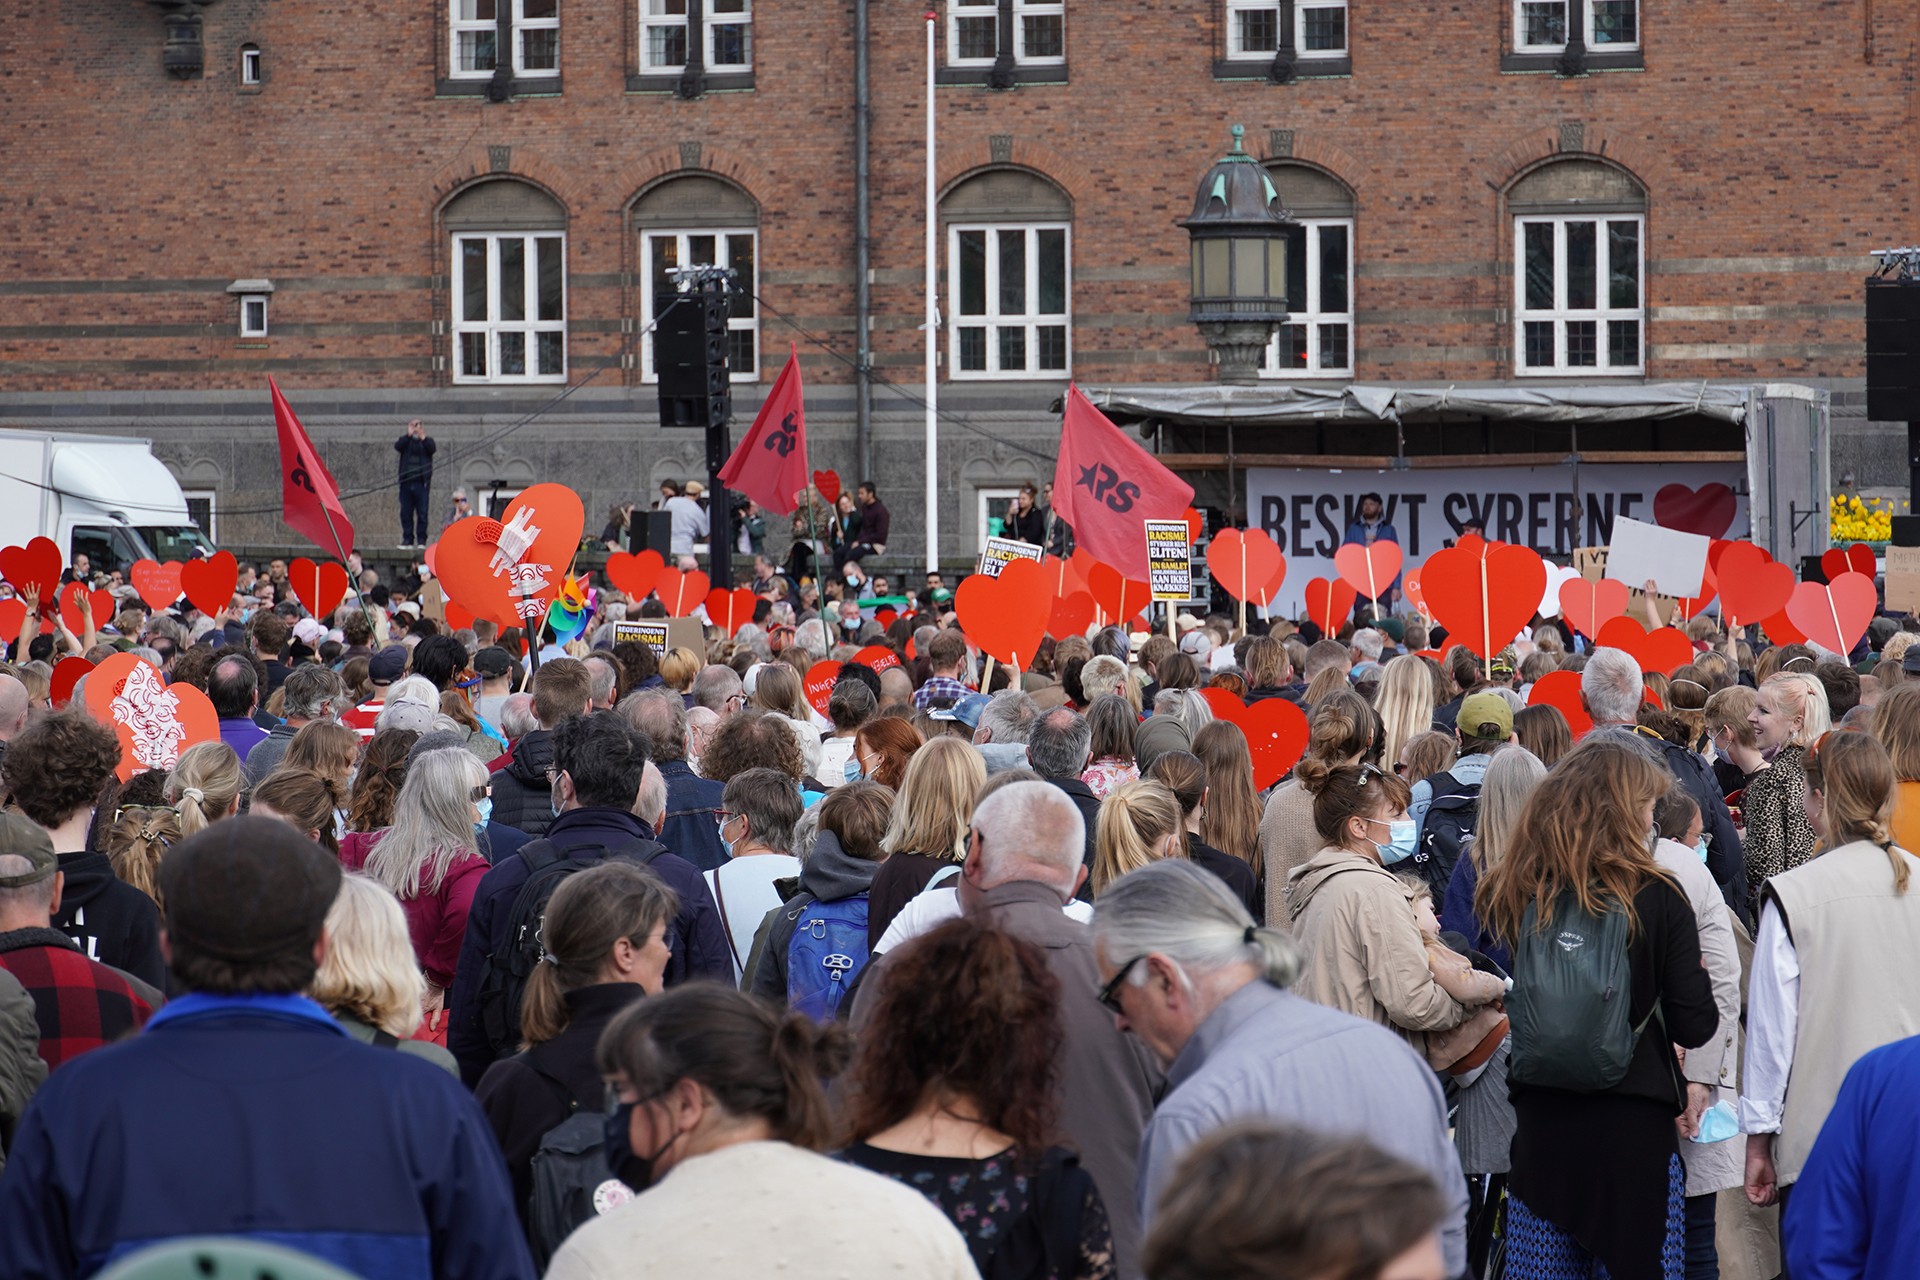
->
[[1866, 278, 1920, 423], [656, 291, 733, 429]]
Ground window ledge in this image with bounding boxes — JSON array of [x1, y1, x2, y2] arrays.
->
[[436, 75, 565, 98], [935, 64, 1069, 88], [1211, 56, 1352, 80], [626, 70, 756, 94], [1500, 48, 1644, 73]]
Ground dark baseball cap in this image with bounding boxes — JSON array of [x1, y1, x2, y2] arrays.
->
[[473, 646, 514, 679], [0, 813, 56, 889], [369, 645, 408, 685], [158, 816, 341, 967]]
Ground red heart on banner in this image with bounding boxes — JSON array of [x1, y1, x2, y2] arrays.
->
[[803, 659, 840, 718], [1820, 543, 1878, 582], [605, 549, 666, 601], [1558, 577, 1630, 639], [50, 655, 92, 709], [0, 598, 24, 641], [1203, 692, 1312, 790], [658, 570, 710, 618], [812, 470, 841, 507], [1527, 670, 1595, 740], [287, 558, 349, 622], [1206, 529, 1286, 605], [1654, 482, 1738, 539], [956, 559, 1051, 669], [0, 538, 62, 611], [130, 560, 185, 611], [1420, 544, 1547, 659], [1333, 541, 1404, 603], [1785, 572, 1877, 655], [1303, 577, 1358, 635], [1048, 591, 1096, 640], [1716, 542, 1797, 628], [1595, 617, 1696, 676], [431, 484, 586, 628], [180, 551, 239, 618], [1086, 562, 1151, 629], [84, 651, 220, 780], [1761, 608, 1808, 646], [853, 644, 901, 675], [57, 583, 116, 637], [703, 586, 756, 634]]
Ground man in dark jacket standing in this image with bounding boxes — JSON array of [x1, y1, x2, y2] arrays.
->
[[0, 817, 533, 1280], [488, 657, 594, 838], [395, 417, 436, 548], [449, 711, 731, 1084], [623, 690, 726, 872]]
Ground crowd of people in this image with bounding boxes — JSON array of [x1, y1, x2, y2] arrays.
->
[[6, 539, 1920, 1280]]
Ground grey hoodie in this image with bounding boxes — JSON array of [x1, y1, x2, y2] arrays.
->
[[745, 829, 881, 999]]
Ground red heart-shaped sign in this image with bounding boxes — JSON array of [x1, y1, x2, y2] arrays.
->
[[1085, 562, 1151, 630], [605, 549, 666, 601], [446, 601, 477, 633], [1403, 571, 1427, 616], [956, 559, 1051, 669], [1716, 542, 1797, 629], [50, 655, 93, 709], [58, 583, 116, 637], [1207, 529, 1286, 606], [659, 570, 710, 618], [1198, 686, 1247, 722], [180, 551, 239, 618], [1558, 577, 1630, 640], [129, 560, 185, 611], [1184, 507, 1205, 541], [853, 644, 901, 675], [287, 558, 349, 622], [431, 484, 586, 628], [1333, 541, 1404, 602], [1420, 544, 1547, 659], [804, 659, 840, 718], [1303, 577, 1358, 635], [1048, 591, 1096, 641], [1595, 617, 1696, 676], [1819, 543, 1878, 582], [812, 470, 841, 507], [84, 651, 220, 780], [1527, 670, 1595, 740], [1654, 482, 1738, 539], [0, 538, 62, 612], [1761, 608, 1807, 646], [1785, 572, 1877, 655], [704, 586, 756, 634], [1204, 692, 1311, 790], [0, 598, 24, 642], [1041, 554, 1086, 600]]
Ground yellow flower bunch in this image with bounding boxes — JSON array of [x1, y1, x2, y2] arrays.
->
[[1830, 493, 1894, 542]]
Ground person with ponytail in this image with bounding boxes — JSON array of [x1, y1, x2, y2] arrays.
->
[[1741, 671, 1831, 894], [542, 985, 979, 1280], [165, 741, 245, 838], [250, 768, 344, 859], [101, 770, 180, 909], [346, 727, 420, 833], [1149, 751, 1261, 919], [1743, 729, 1920, 1216], [1258, 688, 1376, 927], [474, 862, 677, 1234], [1191, 722, 1261, 872], [1092, 779, 1189, 897]]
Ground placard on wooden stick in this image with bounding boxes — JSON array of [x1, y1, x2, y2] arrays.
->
[[977, 536, 1045, 579], [611, 618, 706, 659], [1888, 545, 1920, 614]]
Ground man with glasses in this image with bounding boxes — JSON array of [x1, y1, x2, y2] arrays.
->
[[1093, 860, 1469, 1279]]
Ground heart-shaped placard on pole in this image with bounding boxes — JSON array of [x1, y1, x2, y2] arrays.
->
[[853, 644, 902, 675], [1203, 694, 1311, 790], [0, 537, 62, 611], [605, 550, 666, 601], [1420, 544, 1547, 659], [1595, 617, 1697, 676], [1761, 608, 1807, 646], [1041, 555, 1086, 601], [1303, 577, 1358, 635], [1085, 563, 1151, 630], [803, 659, 840, 719], [1558, 577, 1630, 640], [1206, 529, 1286, 605], [130, 560, 185, 610], [1785, 572, 1877, 655], [431, 484, 586, 628], [1333, 541, 1404, 604], [703, 586, 755, 635], [57, 583, 116, 637], [1715, 542, 1798, 629], [812, 470, 841, 507], [50, 655, 93, 708], [287, 558, 350, 622], [1527, 670, 1595, 739], [1048, 591, 1096, 640], [180, 551, 239, 618], [1653, 482, 1738, 539], [658, 570, 710, 618], [0, 599, 25, 642], [1403, 571, 1427, 617], [1819, 543, 1878, 582], [1183, 507, 1205, 541], [955, 559, 1051, 670], [85, 651, 220, 779]]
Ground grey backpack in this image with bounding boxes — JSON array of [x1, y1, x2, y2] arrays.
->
[[1507, 891, 1658, 1092]]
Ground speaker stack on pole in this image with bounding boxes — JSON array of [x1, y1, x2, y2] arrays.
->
[[656, 269, 737, 588]]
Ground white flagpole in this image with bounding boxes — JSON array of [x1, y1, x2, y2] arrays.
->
[[924, 8, 940, 575]]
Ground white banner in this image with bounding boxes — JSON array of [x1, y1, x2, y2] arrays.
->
[[1246, 463, 1748, 617]]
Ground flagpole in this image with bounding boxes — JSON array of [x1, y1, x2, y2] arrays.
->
[[923, 7, 939, 576]]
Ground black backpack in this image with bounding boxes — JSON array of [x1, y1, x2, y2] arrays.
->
[[524, 1058, 632, 1269], [1415, 769, 1481, 912], [476, 836, 666, 1060]]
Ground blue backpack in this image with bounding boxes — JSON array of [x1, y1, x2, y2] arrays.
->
[[787, 894, 870, 1021]]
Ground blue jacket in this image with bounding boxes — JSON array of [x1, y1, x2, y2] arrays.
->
[[447, 806, 731, 1085], [657, 758, 727, 873], [0, 993, 532, 1280], [1786, 1034, 1920, 1279]]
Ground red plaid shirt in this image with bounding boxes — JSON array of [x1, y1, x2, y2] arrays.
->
[[0, 928, 154, 1069]]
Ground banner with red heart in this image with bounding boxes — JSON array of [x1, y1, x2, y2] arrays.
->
[[853, 644, 901, 674], [1201, 693, 1311, 790], [287, 558, 349, 622], [129, 560, 184, 612], [50, 655, 92, 709], [0, 537, 61, 611], [703, 586, 756, 634], [812, 470, 841, 507], [180, 551, 239, 618], [1420, 544, 1547, 659], [1048, 591, 1096, 641], [431, 484, 586, 628], [1527, 670, 1595, 739], [804, 659, 840, 718], [1333, 541, 1404, 603], [85, 651, 220, 779], [659, 570, 710, 619], [1303, 577, 1358, 635], [1558, 577, 1630, 639], [1206, 529, 1286, 605], [1785, 572, 1877, 655], [1086, 563, 1151, 630], [1654, 482, 1739, 540], [58, 583, 116, 637], [956, 559, 1051, 670], [1820, 543, 1877, 582], [1595, 617, 1696, 676], [1715, 542, 1797, 629], [605, 549, 666, 601]]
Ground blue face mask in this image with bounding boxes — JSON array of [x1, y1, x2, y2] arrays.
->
[[843, 756, 862, 783], [1695, 836, 1710, 864], [1371, 817, 1419, 866], [1690, 1100, 1740, 1145], [474, 796, 493, 830]]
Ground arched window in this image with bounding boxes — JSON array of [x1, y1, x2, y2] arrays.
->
[[941, 168, 1071, 379], [632, 175, 761, 382], [1510, 159, 1646, 376], [1260, 162, 1354, 378], [444, 180, 568, 384]]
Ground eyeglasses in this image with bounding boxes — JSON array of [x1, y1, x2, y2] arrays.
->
[[1096, 954, 1146, 1016], [469, 784, 492, 802], [715, 810, 738, 830]]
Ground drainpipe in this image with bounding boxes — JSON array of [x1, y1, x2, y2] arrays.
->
[[854, 0, 874, 479]]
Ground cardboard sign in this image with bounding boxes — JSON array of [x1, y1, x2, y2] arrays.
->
[[1144, 520, 1193, 602], [1604, 516, 1709, 600], [1888, 545, 1920, 614], [977, 536, 1045, 579], [612, 620, 672, 657]]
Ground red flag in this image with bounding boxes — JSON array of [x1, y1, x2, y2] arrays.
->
[[270, 377, 356, 558], [1051, 384, 1195, 579], [718, 344, 809, 516]]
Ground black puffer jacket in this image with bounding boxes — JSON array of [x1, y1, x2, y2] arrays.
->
[[489, 730, 556, 838]]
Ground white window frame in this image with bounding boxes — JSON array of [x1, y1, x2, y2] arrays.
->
[[1514, 0, 1639, 52], [640, 0, 753, 72], [948, 222, 1072, 381], [237, 294, 269, 339], [182, 490, 218, 544], [450, 0, 501, 78], [977, 487, 1023, 549], [239, 44, 262, 84], [1259, 218, 1353, 380], [479, 485, 526, 521], [945, 0, 1065, 68], [513, 0, 559, 76], [1225, 1, 1348, 60], [638, 228, 760, 384], [706, 0, 752, 69], [451, 232, 568, 385], [1513, 214, 1644, 377]]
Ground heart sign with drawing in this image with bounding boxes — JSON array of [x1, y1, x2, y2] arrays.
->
[[432, 484, 585, 627]]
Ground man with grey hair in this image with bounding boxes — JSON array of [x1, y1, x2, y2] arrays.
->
[[973, 688, 1037, 775], [244, 664, 346, 784], [580, 651, 621, 711], [623, 690, 727, 871], [1094, 860, 1468, 1277], [1580, 645, 1645, 727], [691, 664, 746, 719], [1349, 626, 1385, 667], [791, 618, 829, 662], [685, 705, 722, 771], [496, 691, 538, 744], [0, 675, 30, 770], [1027, 706, 1099, 887]]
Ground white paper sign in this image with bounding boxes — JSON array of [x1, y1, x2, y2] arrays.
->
[[1603, 515, 1709, 599]]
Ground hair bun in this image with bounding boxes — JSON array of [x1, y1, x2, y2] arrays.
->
[[180, 787, 205, 806]]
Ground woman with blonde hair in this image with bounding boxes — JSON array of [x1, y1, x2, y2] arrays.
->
[[102, 770, 180, 907], [1743, 671, 1831, 892], [1148, 751, 1260, 917], [1093, 777, 1188, 896], [1377, 654, 1439, 768], [659, 646, 702, 695], [1439, 746, 1547, 972], [284, 719, 359, 839], [165, 740, 245, 838], [1258, 687, 1375, 929], [1705, 683, 1764, 797], [864, 736, 985, 948], [309, 873, 457, 1076], [752, 662, 813, 724], [1192, 721, 1261, 870]]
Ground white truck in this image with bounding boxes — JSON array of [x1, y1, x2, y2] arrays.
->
[[0, 429, 215, 571]]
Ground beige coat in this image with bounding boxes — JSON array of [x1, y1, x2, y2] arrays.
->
[[1259, 780, 1321, 928]]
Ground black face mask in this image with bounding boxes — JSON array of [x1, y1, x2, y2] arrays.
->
[[604, 1094, 680, 1191]]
